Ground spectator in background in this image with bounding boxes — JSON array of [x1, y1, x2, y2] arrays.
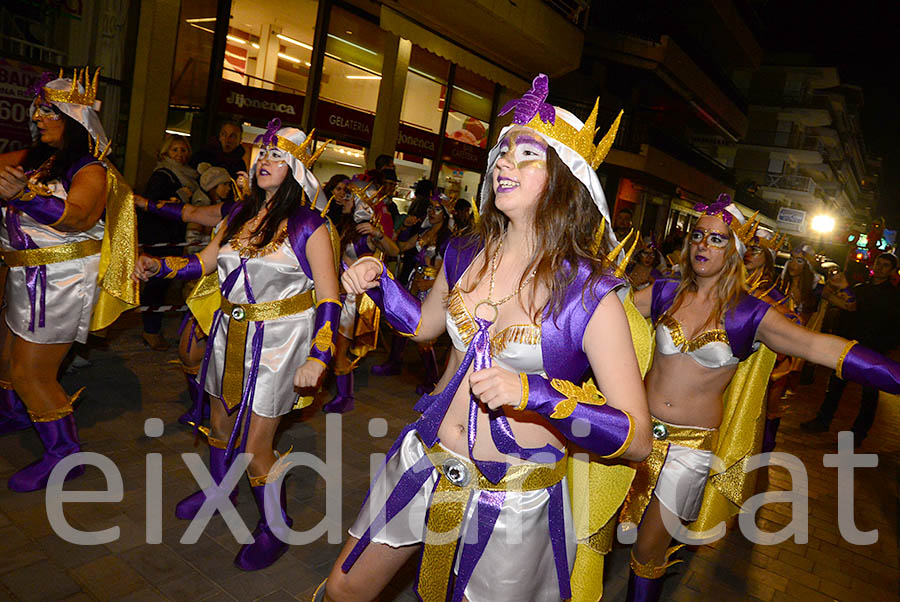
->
[[452, 197, 474, 235], [187, 163, 232, 254], [613, 206, 633, 241], [801, 252, 900, 446], [374, 154, 394, 172], [380, 167, 401, 227], [138, 134, 198, 350], [324, 173, 352, 228], [190, 121, 246, 178]]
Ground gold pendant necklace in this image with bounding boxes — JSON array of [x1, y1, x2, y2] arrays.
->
[[474, 238, 536, 322]]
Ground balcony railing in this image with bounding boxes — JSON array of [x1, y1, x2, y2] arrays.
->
[[763, 173, 826, 201], [544, 0, 591, 29]]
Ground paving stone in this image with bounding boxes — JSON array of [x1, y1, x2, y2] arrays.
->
[[69, 555, 149, 601], [0, 559, 82, 601]]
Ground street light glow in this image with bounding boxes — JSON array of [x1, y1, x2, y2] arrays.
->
[[811, 215, 835, 233]]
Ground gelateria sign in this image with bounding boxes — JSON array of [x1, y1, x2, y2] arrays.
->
[[219, 81, 303, 124], [315, 100, 374, 144]]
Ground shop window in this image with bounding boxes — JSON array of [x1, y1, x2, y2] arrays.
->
[[170, 0, 219, 107], [318, 6, 386, 113], [227, 0, 318, 94], [444, 66, 493, 148], [438, 164, 481, 208], [400, 46, 449, 134], [313, 140, 367, 185]]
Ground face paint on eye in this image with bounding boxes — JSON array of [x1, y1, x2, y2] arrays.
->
[[690, 229, 729, 248], [498, 133, 547, 170]]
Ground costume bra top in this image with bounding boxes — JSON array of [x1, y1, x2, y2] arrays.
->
[[654, 313, 738, 369], [446, 285, 544, 375]]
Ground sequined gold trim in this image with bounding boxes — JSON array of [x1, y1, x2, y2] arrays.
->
[[221, 290, 314, 323], [230, 225, 289, 258], [656, 314, 728, 352], [42, 67, 100, 107], [629, 545, 685, 579], [548, 379, 606, 419], [29, 387, 83, 422], [515, 373, 529, 411], [0, 238, 101, 268], [312, 321, 334, 353], [835, 339, 858, 380], [448, 287, 541, 354]]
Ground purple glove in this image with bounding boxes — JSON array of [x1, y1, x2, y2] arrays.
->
[[308, 299, 342, 368], [151, 254, 204, 280], [838, 341, 900, 394], [146, 198, 186, 222], [9, 189, 66, 226], [362, 260, 422, 336], [521, 374, 635, 458]]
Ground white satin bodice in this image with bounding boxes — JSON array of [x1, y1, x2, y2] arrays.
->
[[654, 313, 738, 369], [446, 286, 545, 376]]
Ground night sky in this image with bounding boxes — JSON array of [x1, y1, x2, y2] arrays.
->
[[756, 0, 900, 224]]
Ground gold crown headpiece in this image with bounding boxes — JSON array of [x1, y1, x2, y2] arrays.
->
[[733, 211, 760, 247], [255, 119, 332, 170], [499, 74, 622, 169], [588, 220, 640, 278], [757, 231, 787, 253], [40, 67, 101, 107]]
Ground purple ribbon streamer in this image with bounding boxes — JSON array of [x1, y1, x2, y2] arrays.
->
[[451, 490, 505, 602], [547, 482, 572, 600], [4, 209, 46, 331]]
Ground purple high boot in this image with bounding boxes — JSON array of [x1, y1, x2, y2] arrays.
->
[[625, 569, 664, 602], [175, 439, 238, 520], [761, 417, 780, 454], [371, 335, 407, 376], [178, 371, 210, 428], [322, 371, 354, 414], [0, 387, 32, 435], [234, 478, 293, 570], [415, 345, 439, 396], [8, 412, 84, 492]]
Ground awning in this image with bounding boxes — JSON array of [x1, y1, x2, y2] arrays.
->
[[380, 6, 531, 93]]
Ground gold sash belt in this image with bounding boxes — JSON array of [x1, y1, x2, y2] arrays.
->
[[620, 418, 718, 528], [0, 239, 102, 267], [220, 290, 315, 409], [418, 438, 567, 601]]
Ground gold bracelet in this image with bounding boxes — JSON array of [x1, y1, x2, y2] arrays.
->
[[835, 339, 858, 380], [515, 373, 529, 411], [11, 187, 37, 202]]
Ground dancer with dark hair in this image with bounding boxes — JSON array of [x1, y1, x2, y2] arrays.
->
[[0, 68, 138, 491], [134, 120, 339, 570]]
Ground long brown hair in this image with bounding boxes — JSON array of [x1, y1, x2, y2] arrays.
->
[[669, 224, 748, 328], [462, 146, 614, 322]]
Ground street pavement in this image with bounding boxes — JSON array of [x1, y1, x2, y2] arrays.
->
[[0, 314, 897, 601]]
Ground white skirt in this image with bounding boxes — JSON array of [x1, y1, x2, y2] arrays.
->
[[654, 442, 714, 521], [348, 429, 575, 602]]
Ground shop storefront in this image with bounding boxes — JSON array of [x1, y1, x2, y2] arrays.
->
[[164, 0, 508, 208]]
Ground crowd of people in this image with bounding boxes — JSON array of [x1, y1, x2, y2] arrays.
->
[[0, 68, 899, 602]]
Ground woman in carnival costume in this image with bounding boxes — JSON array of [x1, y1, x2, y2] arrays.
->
[[0, 68, 138, 491], [133, 118, 340, 570], [627, 236, 666, 291], [317, 74, 653, 602], [619, 194, 900, 601], [321, 171, 398, 414], [134, 165, 244, 428]]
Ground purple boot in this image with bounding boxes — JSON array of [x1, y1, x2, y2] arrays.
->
[[371, 335, 407, 376], [175, 440, 238, 520], [8, 412, 84, 492], [415, 346, 439, 396], [0, 387, 32, 436], [234, 478, 292, 570], [322, 372, 354, 414], [178, 371, 210, 428], [761, 417, 781, 454], [625, 569, 664, 602]]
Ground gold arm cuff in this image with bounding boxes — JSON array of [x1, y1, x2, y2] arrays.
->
[[307, 356, 329, 369], [29, 387, 83, 422], [0, 379, 12, 389], [196, 254, 206, 277], [220, 290, 315, 322], [630, 545, 685, 579], [0, 239, 101, 268], [515, 373, 529, 411], [600, 410, 635, 459], [835, 339, 858, 380], [181, 362, 200, 376], [315, 297, 342, 307], [49, 200, 70, 229]]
